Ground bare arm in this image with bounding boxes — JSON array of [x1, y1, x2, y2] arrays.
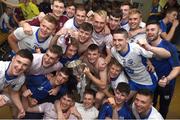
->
[[149, 46, 171, 58], [138, 39, 171, 58], [159, 66, 180, 87], [84, 67, 107, 90], [26, 105, 41, 113], [10, 90, 25, 118], [105, 48, 112, 65], [8, 33, 19, 52], [160, 20, 179, 41]]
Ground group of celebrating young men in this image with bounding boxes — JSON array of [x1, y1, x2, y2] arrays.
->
[[0, 0, 180, 119]]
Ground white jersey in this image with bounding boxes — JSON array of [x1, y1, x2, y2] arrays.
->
[[14, 26, 52, 52], [27, 53, 63, 75], [75, 102, 99, 120], [111, 71, 128, 90], [63, 17, 78, 31], [129, 32, 146, 43], [111, 43, 155, 85], [132, 103, 164, 120], [0, 13, 9, 29], [0, 61, 25, 91], [92, 31, 113, 51]]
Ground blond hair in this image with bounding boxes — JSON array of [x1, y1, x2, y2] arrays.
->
[[129, 8, 142, 18]]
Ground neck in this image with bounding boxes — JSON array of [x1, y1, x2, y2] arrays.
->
[[150, 37, 161, 46], [121, 44, 129, 54], [38, 31, 47, 41], [139, 108, 151, 119]]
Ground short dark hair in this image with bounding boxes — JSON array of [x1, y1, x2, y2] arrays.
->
[[112, 28, 129, 39], [87, 44, 99, 52], [146, 20, 160, 27], [136, 89, 153, 100], [48, 45, 63, 58], [110, 9, 123, 20], [79, 22, 93, 33], [84, 89, 96, 98], [16, 49, 33, 62], [75, 4, 86, 13], [58, 67, 70, 78], [120, 1, 132, 8], [166, 7, 178, 14], [108, 58, 123, 70], [116, 82, 130, 95], [62, 91, 75, 101]]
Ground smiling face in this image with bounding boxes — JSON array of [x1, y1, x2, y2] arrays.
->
[[75, 10, 86, 26], [134, 94, 152, 114], [120, 5, 130, 20], [146, 24, 160, 43], [52, 1, 65, 17], [128, 13, 141, 30], [66, 5, 76, 18], [114, 90, 128, 105], [93, 13, 106, 33], [60, 95, 73, 111], [39, 19, 56, 38], [87, 49, 99, 64], [109, 15, 120, 31], [10, 55, 32, 76], [109, 64, 122, 79], [83, 93, 95, 109], [54, 71, 69, 86], [42, 50, 59, 68], [78, 28, 92, 43], [113, 33, 128, 52]]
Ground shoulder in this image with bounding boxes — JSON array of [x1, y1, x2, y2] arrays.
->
[[149, 106, 164, 120]]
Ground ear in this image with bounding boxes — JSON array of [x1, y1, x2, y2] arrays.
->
[[51, 5, 53, 10]]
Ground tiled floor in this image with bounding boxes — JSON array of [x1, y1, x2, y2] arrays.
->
[[0, 77, 180, 119]]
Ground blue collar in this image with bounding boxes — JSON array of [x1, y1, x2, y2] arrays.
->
[[73, 18, 79, 29], [5, 63, 18, 82], [118, 44, 130, 57], [35, 28, 49, 43], [140, 107, 152, 119]]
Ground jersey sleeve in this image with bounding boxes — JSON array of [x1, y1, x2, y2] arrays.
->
[[98, 103, 113, 119], [13, 27, 27, 41], [134, 43, 153, 58]]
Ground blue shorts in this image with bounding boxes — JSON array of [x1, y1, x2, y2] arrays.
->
[[129, 72, 157, 92]]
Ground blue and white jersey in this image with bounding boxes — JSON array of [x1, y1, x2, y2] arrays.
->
[[151, 40, 180, 83], [63, 17, 78, 31], [111, 43, 157, 85], [0, 61, 25, 91], [14, 26, 52, 52], [98, 102, 133, 119], [132, 103, 164, 120], [129, 32, 146, 43]]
